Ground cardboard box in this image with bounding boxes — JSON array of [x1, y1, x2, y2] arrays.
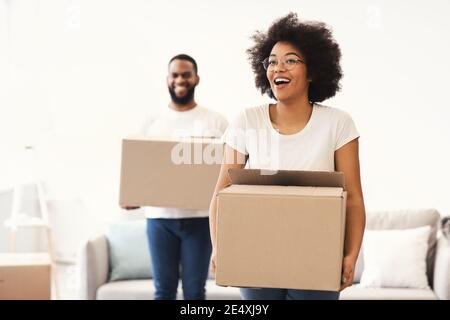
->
[[0, 253, 51, 300], [119, 136, 223, 210], [216, 169, 346, 292]]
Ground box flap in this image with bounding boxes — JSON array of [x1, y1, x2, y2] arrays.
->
[[219, 185, 344, 197], [228, 169, 344, 189]]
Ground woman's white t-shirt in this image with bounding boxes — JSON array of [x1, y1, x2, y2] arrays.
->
[[223, 103, 359, 171]]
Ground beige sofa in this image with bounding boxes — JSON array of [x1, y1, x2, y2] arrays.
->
[[78, 209, 450, 300]]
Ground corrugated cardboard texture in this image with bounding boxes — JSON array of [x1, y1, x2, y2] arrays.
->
[[216, 170, 346, 292], [0, 253, 51, 300], [119, 137, 223, 210]]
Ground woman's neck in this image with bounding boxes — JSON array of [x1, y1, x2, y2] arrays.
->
[[272, 97, 313, 129]]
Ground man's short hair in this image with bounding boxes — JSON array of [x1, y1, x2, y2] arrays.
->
[[169, 54, 198, 74]]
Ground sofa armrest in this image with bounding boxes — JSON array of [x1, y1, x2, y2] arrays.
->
[[433, 234, 450, 300], [77, 234, 110, 300]]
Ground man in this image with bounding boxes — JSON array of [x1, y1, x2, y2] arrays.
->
[[122, 54, 228, 300]]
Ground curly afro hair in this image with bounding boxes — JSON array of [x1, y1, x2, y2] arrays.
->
[[247, 12, 342, 103]]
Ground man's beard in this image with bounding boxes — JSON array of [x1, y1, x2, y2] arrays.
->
[[168, 85, 196, 106]]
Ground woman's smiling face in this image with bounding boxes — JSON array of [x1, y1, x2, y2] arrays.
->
[[266, 41, 310, 103]]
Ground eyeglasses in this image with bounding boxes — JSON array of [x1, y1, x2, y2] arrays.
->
[[262, 56, 305, 71]]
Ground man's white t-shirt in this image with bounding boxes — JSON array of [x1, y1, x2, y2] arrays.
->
[[223, 103, 359, 171], [141, 105, 228, 219]]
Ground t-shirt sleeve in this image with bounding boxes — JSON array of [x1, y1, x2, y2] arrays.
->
[[222, 111, 248, 155], [335, 111, 360, 150]]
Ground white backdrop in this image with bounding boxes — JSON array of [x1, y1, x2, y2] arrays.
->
[[1, 0, 449, 238]]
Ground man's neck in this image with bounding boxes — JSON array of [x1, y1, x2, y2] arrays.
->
[[169, 100, 197, 112]]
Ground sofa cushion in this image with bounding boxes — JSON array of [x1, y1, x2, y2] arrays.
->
[[340, 284, 436, 300], [360, 225, 430, 289], [96, 279, 241, 300], [97, 279, 155, 300], [106, 220, 152, 281]]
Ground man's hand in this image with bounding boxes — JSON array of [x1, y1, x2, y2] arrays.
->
[[120, 205, 141, 210], [340, 255, 356, 291]]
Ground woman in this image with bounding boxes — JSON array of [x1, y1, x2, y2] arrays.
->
[[209, 12, 366, 300]]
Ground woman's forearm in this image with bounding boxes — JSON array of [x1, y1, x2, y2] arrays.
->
[[344, 196, 366, 259], [209, 147, 247, 251], [209, 193, 218, 249]]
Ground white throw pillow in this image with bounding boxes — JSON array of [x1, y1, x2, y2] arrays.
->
[[359, 225, 430, 289]]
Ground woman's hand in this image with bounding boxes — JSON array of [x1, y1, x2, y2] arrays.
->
[[120, 205, 141, 210], [210, 247, 217, 275], [335, 139, 365, 292], [340, 255, 357, 291]]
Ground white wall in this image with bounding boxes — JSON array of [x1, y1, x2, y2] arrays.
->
[[1, 0, 449, 243]]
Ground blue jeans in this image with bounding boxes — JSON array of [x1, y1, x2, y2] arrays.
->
[[240, 288, 340, 300], [146, 217, 212, 300]]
